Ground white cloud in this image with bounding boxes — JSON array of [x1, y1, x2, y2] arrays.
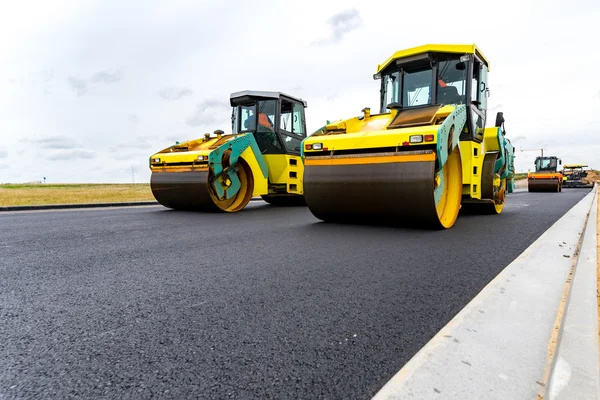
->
[[312, 8, 362, 45], [186, 99, 231, 128], [46, 149, 96, 161], [159, 87, 193, 100], [0, 0, 598, 182]]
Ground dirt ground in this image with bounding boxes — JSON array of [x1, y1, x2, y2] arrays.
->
[[584, 170, 600, 184]]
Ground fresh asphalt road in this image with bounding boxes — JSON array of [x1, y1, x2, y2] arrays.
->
[[0, 189, 591, 399]]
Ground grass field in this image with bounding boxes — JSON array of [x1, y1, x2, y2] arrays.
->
[[0, 184, 155, 206], [514, 172, 528, 180]]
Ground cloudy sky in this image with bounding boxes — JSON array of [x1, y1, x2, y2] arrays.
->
[[1, 0, 598, 183]]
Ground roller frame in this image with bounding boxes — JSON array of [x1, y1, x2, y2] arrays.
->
[[435, 105, 467, 169], [208, 134, 268, 200]]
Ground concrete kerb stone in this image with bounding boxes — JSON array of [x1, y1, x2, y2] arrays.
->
[[0, 197, 263, 212], [371, 185, 598, 400], [546, 184, 599, 400]]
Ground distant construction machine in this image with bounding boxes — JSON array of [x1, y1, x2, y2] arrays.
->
[[562, 164, 594, 189], [149, 90, 308, 211], [527, 156, 563, 192], [301, 44, 515, 229]]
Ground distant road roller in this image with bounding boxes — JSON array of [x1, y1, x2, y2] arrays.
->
[[527, 156, 563, 192], [149, 91, 308, 211], [301, 44, 515, 229]]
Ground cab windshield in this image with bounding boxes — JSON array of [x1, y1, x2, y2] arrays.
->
[[232, 100, 276, 133], [380, 58, 468, 113], [231, 99, 283, 153], [536, 157, 557, 171]]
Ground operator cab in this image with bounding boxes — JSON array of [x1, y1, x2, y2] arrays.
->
[[374, 45, 492, 143], [535, 156, 562, 172], [230, 90, 307, 156]]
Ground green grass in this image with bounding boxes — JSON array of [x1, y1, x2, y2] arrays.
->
[[514, 172, 528, 180], [0, 183, 155, 206]]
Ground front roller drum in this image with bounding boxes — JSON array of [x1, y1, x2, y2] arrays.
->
[[528, 179, 560, 193], [150, 161, 254, 212], [303, 148, 463, 229]]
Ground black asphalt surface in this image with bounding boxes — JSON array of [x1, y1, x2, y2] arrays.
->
[[0, 189, 591, 399]]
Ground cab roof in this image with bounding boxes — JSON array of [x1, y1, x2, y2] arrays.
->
[[375, 44, 490, 74], [230, 90, 307, 107]]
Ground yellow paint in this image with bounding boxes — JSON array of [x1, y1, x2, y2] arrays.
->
[[239, 147, 268, 196], [208, 158, 254, 212], [304, 105, 459, 155], [435, 146, 463, 228], [564, 164, 589, 168], [483, 126, 501, 152], [375, 43, 490, 74], [491, 178, 507, 214], [263, 154, 304, 195], [150, 151, 210, 164], [304, 152, 436, 166], [458, 141, 483, 199], [151, 166, 208, 173]]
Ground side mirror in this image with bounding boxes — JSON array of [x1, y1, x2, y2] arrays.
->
[[455, 62, 466, 71], [559, 160, 562, 165], [495, 112, 504, 127]]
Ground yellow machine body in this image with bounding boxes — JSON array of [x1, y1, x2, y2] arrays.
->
[[301, 44, 515, 229], [149, 90, 308, 212]]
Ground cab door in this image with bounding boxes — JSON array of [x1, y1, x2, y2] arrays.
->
[[278, 98, 307, 155]]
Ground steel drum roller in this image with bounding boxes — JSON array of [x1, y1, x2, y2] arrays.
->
[[303, 148, 463, 229], [528, 179, 560, 192], [150, 171, 221, 211]]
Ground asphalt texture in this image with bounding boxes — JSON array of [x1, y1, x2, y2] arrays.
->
[[0, 189, 591, 399]]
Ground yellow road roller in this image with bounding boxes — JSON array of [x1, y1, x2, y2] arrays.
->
[[301, 44, 515, 229], [149, 91, 308, 211]]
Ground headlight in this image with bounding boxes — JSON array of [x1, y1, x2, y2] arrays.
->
[[197, 155, 206, 161], [312, 143, 323, 150], [409, 135, 423, 143], [152, 158, 160, 163]]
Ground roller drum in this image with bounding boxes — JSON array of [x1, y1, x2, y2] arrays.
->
[[528, 179, 559, 192], [150, 171, 221, 211], [304, 160, 442, 227]]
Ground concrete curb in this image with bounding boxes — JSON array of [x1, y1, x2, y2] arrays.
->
[[0, 197, 263, 212], [371, 185, 598, 399], [546, 184, 599, 399]]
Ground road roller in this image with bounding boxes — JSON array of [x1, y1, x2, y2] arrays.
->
[[561, 164, 594, 189], [527, 156, 563, 192], [301, 44, 515, 229], [149, 90, 308, 211]]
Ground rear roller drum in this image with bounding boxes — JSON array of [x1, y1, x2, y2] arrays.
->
[[480, 153, 506, 214]]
